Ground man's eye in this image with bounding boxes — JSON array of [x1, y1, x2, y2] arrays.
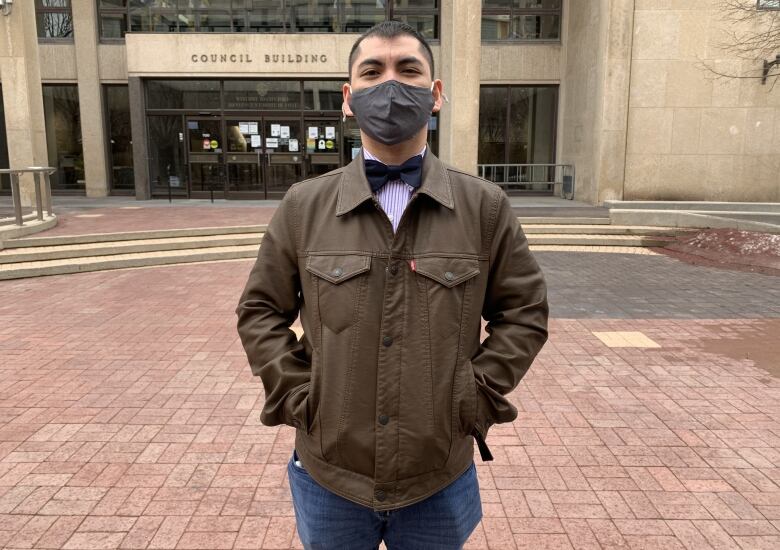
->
[[362, 70, 379, 77]]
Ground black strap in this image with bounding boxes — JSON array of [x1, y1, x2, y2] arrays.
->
[[472, 429, 494, 461]]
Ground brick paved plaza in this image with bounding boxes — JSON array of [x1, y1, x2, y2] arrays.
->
[[1, 249, 779, 549]]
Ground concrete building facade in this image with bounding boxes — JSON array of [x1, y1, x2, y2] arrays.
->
[[1, 1, 778, 205]]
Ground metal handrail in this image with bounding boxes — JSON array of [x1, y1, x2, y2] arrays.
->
[[477, 163, 576, 199], [0, 167, 56, 226]]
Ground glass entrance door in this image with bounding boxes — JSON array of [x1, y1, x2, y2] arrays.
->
[[187, 117, 224, 199], [262, 117, 303, 199], [225, 118, 263, 198], [148, 114, 188, 197], [304, 118, 342, 178]]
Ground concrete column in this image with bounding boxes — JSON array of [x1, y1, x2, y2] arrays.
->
[[438, 0, 481, 174], [71, 0, 109, 197], [594, 0, 635, 204], [128, 77, 150, 200], [559, 0, 635, 204], [0, 0, 49, 207]]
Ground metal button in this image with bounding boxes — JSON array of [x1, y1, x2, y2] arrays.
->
[[378, 414, 389, 425], [389, 264, 399, 275], [332, 267, 343, 278], [382, 336, 393, 347], [375, 490, 386, 502], [444, 271, 454, 281]]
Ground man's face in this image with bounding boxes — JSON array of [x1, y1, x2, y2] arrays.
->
[[342, 35, 444, 117]]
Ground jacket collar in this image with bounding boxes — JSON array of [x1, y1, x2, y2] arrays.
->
[[336, 146, 455, 217]]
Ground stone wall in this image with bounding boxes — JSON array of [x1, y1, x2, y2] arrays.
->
[[625, 0, 780, 202]]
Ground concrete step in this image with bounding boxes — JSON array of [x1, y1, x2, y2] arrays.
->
[[605, 200, 780, 213], [0, 245, 260, 281], [5, 218, 609, 249], [522, 225, 686, 236], [526, 234, 673, 247], [518, 217, 611, 225], [0, 212, 39, 226], [0, 234, 673, 280], [4, 225, 266, 248], [609, 209, 780, 234], [0, 225, 680, 264], [0, 233, 264, 264]]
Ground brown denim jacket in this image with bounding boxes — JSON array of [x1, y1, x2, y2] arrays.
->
[[236, 149, 548, 511]]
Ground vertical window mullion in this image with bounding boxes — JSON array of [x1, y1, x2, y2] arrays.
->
[[504, 86, 511, 166]]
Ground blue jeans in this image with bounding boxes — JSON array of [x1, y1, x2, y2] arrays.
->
[[288, 449, 482, 550]]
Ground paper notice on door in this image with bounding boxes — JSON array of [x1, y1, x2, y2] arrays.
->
[[239, 123, 250, 134], [248, 122, 258, 134], [250, 134, 261, 148], [325, 126, 336, 139], [266, 138, 279, 148], [289, 138, 299, 152], [308, 126, 318, 139], [271, 124, 281, 137], [280, 126, 290, 138]]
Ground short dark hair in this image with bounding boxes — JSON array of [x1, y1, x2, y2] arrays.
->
[[348, 20, 435, 82]]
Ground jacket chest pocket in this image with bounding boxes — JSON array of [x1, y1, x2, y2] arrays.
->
[[306, 254, 372, 334], [414, 256, 480, 340]]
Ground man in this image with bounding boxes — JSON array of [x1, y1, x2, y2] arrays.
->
[[236, 20, 549, 550]]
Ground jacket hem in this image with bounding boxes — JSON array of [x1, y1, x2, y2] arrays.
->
[[294, 429, 476, 512]]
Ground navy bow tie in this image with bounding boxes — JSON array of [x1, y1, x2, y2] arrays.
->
[[364, 154, 423, 193]]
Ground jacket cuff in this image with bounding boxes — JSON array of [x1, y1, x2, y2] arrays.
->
[[285, 382, 311, 432]]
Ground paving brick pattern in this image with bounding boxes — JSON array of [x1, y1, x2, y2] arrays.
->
[[0, 256, 778, 549], [537, 252, 780, 319]]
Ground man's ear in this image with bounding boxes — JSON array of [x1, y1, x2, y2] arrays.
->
[[342, 82, 354, 117], [432, 79, 444, 113]]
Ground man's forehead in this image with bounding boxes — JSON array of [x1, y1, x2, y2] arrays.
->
[[354, 35, 426, 63]]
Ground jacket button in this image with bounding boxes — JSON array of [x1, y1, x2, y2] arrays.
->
[[375, 490, 386, 502], [332, 267, 343, 277], [378, 414, 389, 425], [389, 264, 398, 275], [382, 336, 393, 347], [444, 271, 454, 281]]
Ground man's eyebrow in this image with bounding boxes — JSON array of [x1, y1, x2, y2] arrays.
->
[[396, 56, 424, 66], [356, 55, 424, 71], [357, 58, 384, 70]]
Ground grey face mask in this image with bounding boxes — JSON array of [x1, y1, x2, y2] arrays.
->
[[347, 80, 435, 145]]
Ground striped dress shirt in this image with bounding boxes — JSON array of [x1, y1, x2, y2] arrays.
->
[[363, 145, 427, 234]]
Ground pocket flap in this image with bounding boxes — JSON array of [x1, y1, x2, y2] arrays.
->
[[414, 256, 480, 288], [306, 254, 371, 284]]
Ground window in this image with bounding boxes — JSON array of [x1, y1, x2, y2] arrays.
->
[[99, 0, 440, 39], [224, 80, 302, 110], [36, 0, 74, 40], [478, 85, 558, 165], [42, 85, 85, 193], [146, 80, 221, 110], [304, 81, 344, 111], [757, 0, 780, 9], [104, 86, 135, 194], [481, 0, 561, 41]]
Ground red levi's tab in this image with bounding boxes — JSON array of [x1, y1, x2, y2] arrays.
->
[[410, 259, 416, 272]]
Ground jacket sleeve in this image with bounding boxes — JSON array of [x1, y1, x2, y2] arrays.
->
[[470, 186, 549, 439], [235, 185, 311, 431]]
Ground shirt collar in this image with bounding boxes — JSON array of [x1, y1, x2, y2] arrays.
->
[[362, 145, 427, 164]]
